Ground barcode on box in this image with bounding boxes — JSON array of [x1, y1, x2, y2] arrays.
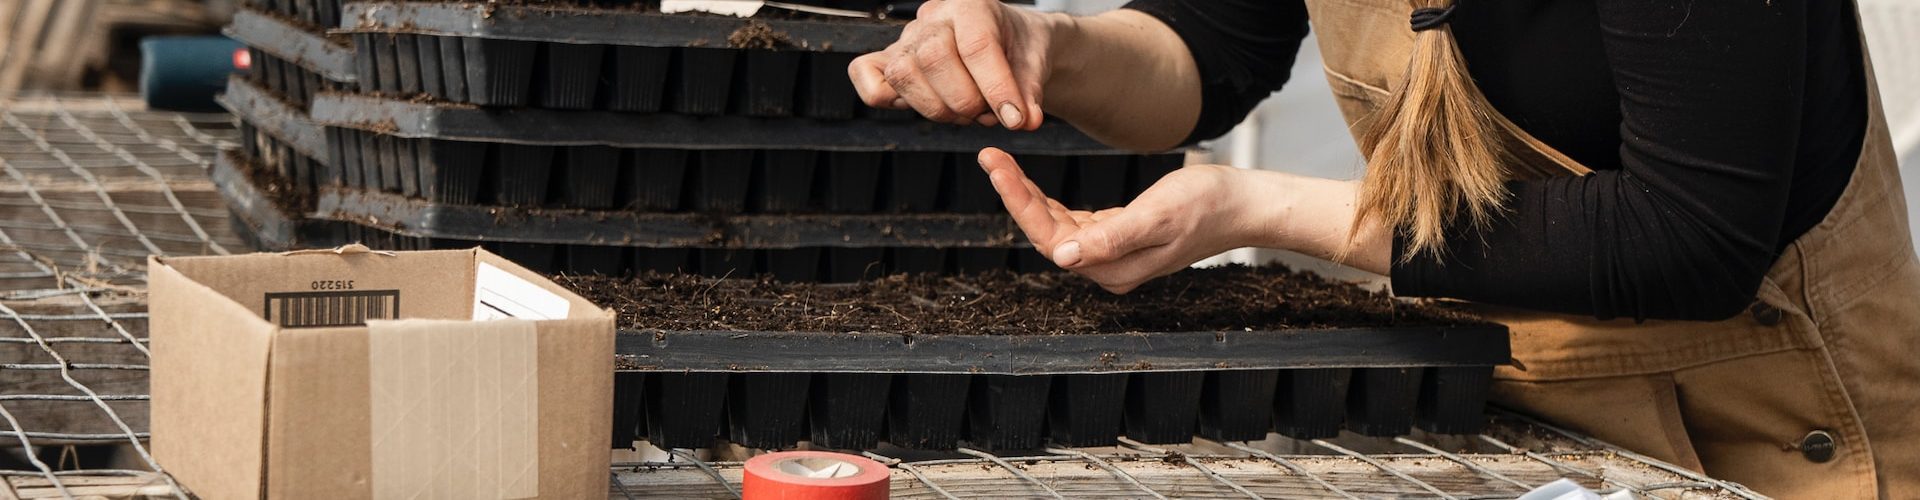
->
[[264, 290, 401, 328]]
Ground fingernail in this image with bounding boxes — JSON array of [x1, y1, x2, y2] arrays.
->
[[1053, 241, 1082, 268], [998, 102, 1024, 129], [890, 98, 907, 109]]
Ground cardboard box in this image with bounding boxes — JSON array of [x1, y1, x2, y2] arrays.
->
[[148, 245, 614, 499]]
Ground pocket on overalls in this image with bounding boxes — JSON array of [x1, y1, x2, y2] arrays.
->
[[1489, 374, 1705, 471], [1667, 343, 1877, 499]]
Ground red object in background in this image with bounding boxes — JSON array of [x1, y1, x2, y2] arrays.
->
[[232, 48, 251, 71], [743, 451, 890, 500]]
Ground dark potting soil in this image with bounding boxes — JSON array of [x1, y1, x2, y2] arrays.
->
[[559, 265, 1484, 336], [728, 21, 793, 49]]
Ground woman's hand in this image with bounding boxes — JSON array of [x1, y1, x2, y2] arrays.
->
[[979, 148, 1393, 293], [849, 0, 1062, 130], [979, 148, 1253, 293]]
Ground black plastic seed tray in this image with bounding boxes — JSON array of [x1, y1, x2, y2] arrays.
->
[[341, 2, 902, 54], [335, 1, 903, 115], [312, 188, 1024, 248], [616, 327, 1507, 374], [320, 126, 1182, 211], [610, 326, 1507, 449], [346, 33, 876, 118], [219, 151, 1041, 277], [226, 8, 357, 85], [247, 48, 349, 110], [222, 76, 326, 160], [309, 93, 1137, 155], [215, 150, 336, 253], [242, 0, 346, 34], [220, 75, 333, 196], [205, 97, 1182, 249]]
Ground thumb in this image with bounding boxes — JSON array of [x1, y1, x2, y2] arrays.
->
[[1053, 210, 1171, 268]]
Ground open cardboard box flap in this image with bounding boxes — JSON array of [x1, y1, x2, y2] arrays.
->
[[148, 245, 614, 499]]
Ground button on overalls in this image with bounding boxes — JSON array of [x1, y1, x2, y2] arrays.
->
[[1300, 1, 1920, 497]]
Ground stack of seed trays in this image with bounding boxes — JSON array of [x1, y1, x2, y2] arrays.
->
[[214, 0, 1186, 279], [567, 267, 1508, 452], [221, 1, 357, 187]]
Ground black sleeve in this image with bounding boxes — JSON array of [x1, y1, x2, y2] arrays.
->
[[1122, 0, 1310, 144], [1391, 0, 1813, 321]]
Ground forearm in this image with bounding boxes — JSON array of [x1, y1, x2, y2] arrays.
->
[[1227, 169, 1392, 276], [1043, 9, 1201, 151]]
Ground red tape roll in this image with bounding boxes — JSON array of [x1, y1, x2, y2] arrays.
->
[[743, 451, 891, 500]]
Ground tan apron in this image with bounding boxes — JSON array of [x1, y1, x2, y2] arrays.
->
[[1300, 2, 1920, 498]]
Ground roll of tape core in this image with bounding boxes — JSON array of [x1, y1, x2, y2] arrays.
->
[[743, 451, 890, 500]]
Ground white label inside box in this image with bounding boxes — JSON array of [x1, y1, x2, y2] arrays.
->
[[473, 262, 570, 321]]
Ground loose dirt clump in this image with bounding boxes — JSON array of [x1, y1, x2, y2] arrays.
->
[[728, 20, 793, 49], [558, 265, 1485, 335]]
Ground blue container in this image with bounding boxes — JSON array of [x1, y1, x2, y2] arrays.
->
[[140, 36, 243, 111]]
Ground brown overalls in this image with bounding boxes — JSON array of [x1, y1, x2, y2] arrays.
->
[[1300, 1, 1920, 497]]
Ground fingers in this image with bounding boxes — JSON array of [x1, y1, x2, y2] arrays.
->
[[982, 148, 1076, 253], [908, 33, 993, 123], [947, 12, 1026, 129], [854, 0, 1043, 129], [850, 52, 905, 109], [1076, 245, 1187, 294], [884, 49, 970, 125], [1005, 39, 1047, 131], [983, 149, 1174, 272], [982, 148, 1082, 258], [1054, 207, 1175, 269]]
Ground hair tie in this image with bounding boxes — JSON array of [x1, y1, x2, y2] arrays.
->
[[1409, 4, 1458, 32]]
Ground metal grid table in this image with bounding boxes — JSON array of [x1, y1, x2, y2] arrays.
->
[[0, 93, 240, 499], [608, 414, 1764, 500], [0, 95, 1766, 499]]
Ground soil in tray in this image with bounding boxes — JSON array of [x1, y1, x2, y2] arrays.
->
[[559, 265, 1480, 336]]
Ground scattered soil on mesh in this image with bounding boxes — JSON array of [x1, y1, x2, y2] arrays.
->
[[559, 265, 1485, 335]]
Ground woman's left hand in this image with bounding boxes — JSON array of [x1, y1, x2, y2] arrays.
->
[[978, 147, 1392, 293], [978, 148, 1257, 293]]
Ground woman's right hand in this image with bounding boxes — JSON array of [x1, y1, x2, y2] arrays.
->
[[849, 0, 1063, 130]]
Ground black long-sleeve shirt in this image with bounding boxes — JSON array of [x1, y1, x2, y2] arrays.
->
[[1125, 0, 1867, 321]]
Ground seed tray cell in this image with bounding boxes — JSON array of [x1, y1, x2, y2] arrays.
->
[[612, 372, 646, 448], [609, 365, 1502, 451], [1197, 369, 1281, 442], [1124, 372, 1205, 444], [888, 374, 972, 450], [308, 93, 1138, 155], [807, 373, 892, 450], [646, 372, 729, 449], [1048, 374, 1129, 447], [966, 375, 1053, 451], [726, 373, 811, 449]]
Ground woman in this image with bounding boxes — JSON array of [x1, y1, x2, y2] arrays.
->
[[850, 0, 1918, 497]]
